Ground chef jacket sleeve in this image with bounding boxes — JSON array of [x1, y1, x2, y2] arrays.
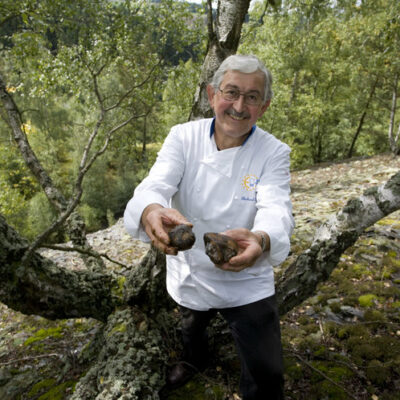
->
[[252, 144, 294, 266], [124, 125, 185, 241]]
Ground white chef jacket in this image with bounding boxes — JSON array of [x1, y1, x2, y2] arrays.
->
[[124, 118, 294, 311]]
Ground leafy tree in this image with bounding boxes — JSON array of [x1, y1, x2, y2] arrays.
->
[[0, 0, 202, 238], [241, 0, 399, 168]]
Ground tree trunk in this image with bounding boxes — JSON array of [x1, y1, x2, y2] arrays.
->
[[388, 72, 399, 155], [189, 0, 251, 120], [0, 213, 175, 398], [0, 213, 174, 321], [347, 76, 378, 158], [70, 305, 170, 400], [0, 214, 118, 321], [0, 73, 68, 213]]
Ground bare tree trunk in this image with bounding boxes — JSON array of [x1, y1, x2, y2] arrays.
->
[[0, 213, 172, 321], [0, 73, 68, 213], [348, 76, 378, 158], [70, 305, 170, 400], [189, 0, 251, 120], [388, 72, 399, 155]]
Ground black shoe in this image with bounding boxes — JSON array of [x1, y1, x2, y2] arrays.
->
[[166, 362, 197, 389]]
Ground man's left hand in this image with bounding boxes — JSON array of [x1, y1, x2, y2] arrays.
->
[[216, 228, 268, 272]]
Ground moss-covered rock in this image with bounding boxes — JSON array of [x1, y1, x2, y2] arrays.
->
[[28, 378, 57, 397], [167, 376, 225, 400], [24, 326, 63, 346], [358, 294, 378, 307]]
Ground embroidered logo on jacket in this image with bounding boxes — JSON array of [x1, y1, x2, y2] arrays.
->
[[240, 174, 259, 201], [241, 174, 259, 191]]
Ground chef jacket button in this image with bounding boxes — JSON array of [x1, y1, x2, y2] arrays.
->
[[193, 218, 198, 222], [226, 224, 231, 228], [196, 188, 200, 192], [234, 195, 238, 200]]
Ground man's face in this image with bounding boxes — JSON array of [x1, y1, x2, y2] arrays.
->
[[207, 70, 270, 145]]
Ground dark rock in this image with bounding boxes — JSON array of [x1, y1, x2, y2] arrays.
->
[[204, 233, 238, 265]]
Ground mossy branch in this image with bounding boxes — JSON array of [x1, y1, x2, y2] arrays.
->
[[276, 170, 400, 315]]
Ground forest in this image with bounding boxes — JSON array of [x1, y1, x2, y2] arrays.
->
[[0, 0, 399, 399]]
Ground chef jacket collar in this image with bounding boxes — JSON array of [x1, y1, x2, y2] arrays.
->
[[210, 118, 256, 147]]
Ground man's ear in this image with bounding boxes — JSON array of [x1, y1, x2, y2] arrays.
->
[[258, 99, 271, 117], [206, 84, 216, 108]]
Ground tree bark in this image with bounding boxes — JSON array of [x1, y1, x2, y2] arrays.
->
[[0, 213, 174, 321], [70, 305, 170, 400], [0, 212, 175, 398], [189, 0, 251, 120], [0, 214, 118, 321], [388, 72, 399, 155]]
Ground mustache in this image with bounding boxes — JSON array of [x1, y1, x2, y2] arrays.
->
[[226, 109, 250, 119]]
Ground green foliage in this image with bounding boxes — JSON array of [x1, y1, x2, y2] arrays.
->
[[366, 359, 391, 385], [168, 376, 226, 400], [241, 0, 400, 168], [161, 58, 202, 130], [0, 0, 205, 237]]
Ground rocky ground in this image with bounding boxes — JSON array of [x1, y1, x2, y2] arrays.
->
[[0, 153, 399, 399]]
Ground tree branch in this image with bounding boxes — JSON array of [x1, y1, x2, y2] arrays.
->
[[0, 214, 121, 321], [0, 71, 68, 212], [276, 170, 400, 315], [41, 244, 128, 268]]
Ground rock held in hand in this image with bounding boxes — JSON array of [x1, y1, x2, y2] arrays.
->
[[204, 233, 238, 265], [168, 225, 196, 251]]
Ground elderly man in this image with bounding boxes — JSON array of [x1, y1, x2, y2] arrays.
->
[[124, 54, 294, 400]]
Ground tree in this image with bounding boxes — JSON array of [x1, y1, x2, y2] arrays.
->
[[0, 0, 201, 237], [388, 72, 400, 155], [240, 0, 399, 168], [2, 0, 400, 399]]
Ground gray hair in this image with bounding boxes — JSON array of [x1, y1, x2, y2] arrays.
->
[[210, 54, 273, 102]]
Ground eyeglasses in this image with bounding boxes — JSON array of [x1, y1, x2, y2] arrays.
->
[[218, 87, 263, 106]]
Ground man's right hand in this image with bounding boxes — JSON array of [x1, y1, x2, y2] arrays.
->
[[141, 204, 192, 255]]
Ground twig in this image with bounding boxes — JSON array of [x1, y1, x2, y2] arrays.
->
[[286, 350, 359, 400], [22, 194, 83, 263], [0, 353, 61, 366], [40, 244, 128, 268]]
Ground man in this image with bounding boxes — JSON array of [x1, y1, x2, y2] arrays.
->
[[124, 54, 294, 400]]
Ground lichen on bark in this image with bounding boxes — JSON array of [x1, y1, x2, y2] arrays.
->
[[71, 307, 169, 400]]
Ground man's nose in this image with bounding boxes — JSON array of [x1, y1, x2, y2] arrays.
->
[[233, 94, 246, 111]]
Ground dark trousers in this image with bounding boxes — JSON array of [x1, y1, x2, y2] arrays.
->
[[179, 295, 284, 400]]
